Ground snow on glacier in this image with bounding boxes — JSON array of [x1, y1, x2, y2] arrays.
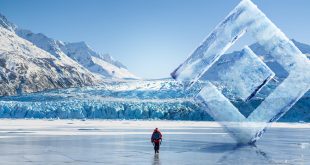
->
[[171, 0, 310, 144]]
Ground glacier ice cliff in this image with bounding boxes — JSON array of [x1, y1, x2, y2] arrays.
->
[[0, 80, 308, 121]]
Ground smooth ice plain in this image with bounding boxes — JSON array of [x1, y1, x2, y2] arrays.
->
[[0, 120, 309, 165]]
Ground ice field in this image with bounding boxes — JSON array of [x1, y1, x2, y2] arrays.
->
[[0, 120, 309, 164]]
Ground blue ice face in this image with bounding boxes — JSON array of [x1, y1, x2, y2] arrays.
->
[[171, 0, 310, 144], [202, 46, 275, 101]]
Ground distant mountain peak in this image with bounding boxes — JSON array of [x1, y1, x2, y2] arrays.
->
[[16, 29, 136, 79], [0, 12, 137, 79], [65, 41, 90, 49], [75, 41, 88, 47], [62, 41, 136, 78], [0, 12, 140, 96], [291, 39, 310, 54], [0, 13, 16, 32]]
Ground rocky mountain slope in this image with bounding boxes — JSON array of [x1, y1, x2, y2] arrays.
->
[[0, 26, 99, 96], [0, 13, 138, 96]]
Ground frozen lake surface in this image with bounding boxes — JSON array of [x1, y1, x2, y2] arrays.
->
[[0, 120, 309, 164]]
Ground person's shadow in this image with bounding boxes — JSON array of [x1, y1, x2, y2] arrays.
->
[[201, 143, 273, 164], [152, 154, 161, 165]]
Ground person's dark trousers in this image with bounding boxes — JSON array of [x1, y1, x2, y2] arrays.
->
[[154, 142, 160, 153]]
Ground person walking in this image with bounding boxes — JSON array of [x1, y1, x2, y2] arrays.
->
[[151, 128, 162, 154]]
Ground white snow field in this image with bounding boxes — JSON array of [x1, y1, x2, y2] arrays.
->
[[0, 120, 309, 164]]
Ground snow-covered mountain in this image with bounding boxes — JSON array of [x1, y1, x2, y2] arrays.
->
[[15, 29, 103, 79], [15, 27, 137, 79], [15, 29, 68, 60], [0, 14, 16, 32], [0, 26, 99, 96], [0, 13, 138, 96], [61, 42, 138, 79], [1, 13, 137, 80]]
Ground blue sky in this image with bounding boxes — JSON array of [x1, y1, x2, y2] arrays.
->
[[0, 0, 309, 79]]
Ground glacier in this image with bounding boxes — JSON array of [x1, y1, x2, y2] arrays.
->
[[171, 0, 310, 144], [0, 80, 207, 120], [0, 79, 309, 122]]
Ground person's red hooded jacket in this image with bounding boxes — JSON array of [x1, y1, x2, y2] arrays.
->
[[151, 128, 162, 143]]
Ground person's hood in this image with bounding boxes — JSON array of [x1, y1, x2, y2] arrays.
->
[[154, 128, 160, 132]]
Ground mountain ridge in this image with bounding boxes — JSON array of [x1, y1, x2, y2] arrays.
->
[[0, 26, 100, 96], [0, 13, 137, 79]]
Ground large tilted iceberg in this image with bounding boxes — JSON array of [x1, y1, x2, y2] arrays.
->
[[171, 0, 310, 144]]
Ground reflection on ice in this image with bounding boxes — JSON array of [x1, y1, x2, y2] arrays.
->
[[0, 120, 308, 164], [217, 144, 272, 164], [152, 154, 161, 165]]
